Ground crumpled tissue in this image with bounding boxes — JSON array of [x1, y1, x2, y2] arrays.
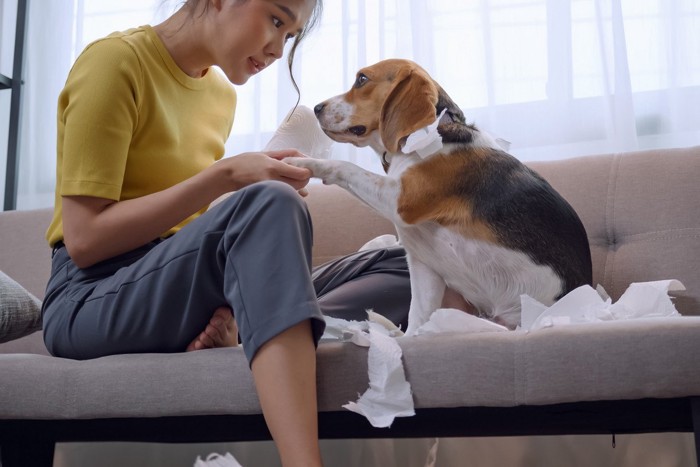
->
[[342, 323, 416, 427], [402, 109, 446, 158], [358, 233, 401, 251], [264, 105, 334, 159], [520, 280, 685, 331], [194, 452, 243, 467], [323, 312, 413, 427], [401, 109, 511, 157], [413, 308, 508, 335]]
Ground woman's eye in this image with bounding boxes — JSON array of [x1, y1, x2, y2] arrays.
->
[[355, 74, 369, 88], [272, 16, 283, 28]]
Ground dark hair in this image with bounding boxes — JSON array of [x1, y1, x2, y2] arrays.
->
[[287, 0, 322, 99], [181, 0, 323, 101]]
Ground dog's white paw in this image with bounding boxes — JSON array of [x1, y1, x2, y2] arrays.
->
[[284, 157, 342, 185]]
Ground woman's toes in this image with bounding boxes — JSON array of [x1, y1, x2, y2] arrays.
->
[[186, 307, 238, 352], [200, 329, 216, 347]]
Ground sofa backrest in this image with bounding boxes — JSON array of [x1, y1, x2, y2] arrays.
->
[[1, 146, 698, 316], [529, 146, 700, 316], [0, 208, 53, 299]]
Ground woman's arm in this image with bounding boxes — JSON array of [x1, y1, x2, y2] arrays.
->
[[63, 151, 311, 268]]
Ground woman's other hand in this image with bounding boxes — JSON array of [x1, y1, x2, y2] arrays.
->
[[213, 150, 312, 192]]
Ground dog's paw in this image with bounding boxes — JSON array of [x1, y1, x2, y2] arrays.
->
[[283, 156, 314, 168], [283, 157, 342, 185]]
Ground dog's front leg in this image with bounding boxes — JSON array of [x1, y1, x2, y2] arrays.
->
[[285, 158, 402, 223], [404, 255, 445, 336]]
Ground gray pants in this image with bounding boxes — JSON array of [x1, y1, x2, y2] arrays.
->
[[42, 181, 326, 362], [43, 181, 412, 362], [313, 246, 410, 330]]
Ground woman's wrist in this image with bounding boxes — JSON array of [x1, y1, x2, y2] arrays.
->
[[201, 159, 240, 198]]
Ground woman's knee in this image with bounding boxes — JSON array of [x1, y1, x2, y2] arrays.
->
[[250, 180, 304, 202], [236, 181, 310, 220]]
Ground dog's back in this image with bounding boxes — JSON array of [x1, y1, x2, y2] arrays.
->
[[394, 144, 592, 327], [459, 148, 592, 297]]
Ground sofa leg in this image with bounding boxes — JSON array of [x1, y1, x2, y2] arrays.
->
[[1, 439, 55, 467]]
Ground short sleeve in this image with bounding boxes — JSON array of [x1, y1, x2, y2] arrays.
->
[[58, 37, 142, 200]]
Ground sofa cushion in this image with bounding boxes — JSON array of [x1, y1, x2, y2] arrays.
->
[[0, 271, 42, 344]]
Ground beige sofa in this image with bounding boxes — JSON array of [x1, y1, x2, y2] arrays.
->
[[1, 146, 699, 466]]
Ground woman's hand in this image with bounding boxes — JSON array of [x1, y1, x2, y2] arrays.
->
[[212, 150, 312, 193]]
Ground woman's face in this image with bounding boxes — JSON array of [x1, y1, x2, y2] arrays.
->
[[210, 0, 314, 85]]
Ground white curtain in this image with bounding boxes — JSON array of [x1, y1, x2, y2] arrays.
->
[[11, 0, 700, 210]]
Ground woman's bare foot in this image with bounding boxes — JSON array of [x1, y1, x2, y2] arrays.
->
[[186, 307, 239, 351]]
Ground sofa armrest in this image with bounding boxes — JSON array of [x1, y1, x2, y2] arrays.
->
[[305, 183, 396, 266]]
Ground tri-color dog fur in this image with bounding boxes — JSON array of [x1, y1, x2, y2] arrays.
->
[[286, 58, 592, 335]]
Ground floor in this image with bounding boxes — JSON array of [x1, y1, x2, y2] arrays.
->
[[52, 433, 698, 467]]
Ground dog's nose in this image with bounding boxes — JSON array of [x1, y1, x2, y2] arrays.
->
[[314, 103, 325, 115]]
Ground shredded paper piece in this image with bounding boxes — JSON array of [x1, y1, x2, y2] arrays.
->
[[413, 308, 509, 335], [323, 313, 411, 427], [520, 280, 685, 331], [342, 323, 415, 427], [402, 109, 446, 158], [358, 234, 401, 252], [194, 452, 243, 467]]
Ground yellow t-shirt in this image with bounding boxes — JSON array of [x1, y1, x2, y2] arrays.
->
[[46, 25, 237, 247]]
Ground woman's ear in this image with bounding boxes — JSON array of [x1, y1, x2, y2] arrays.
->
[[379, 66, 439, 153]]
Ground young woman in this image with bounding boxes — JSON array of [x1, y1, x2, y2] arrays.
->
[[42, 1, 329, 465]]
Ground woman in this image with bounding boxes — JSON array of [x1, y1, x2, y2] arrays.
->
[[43, 1, 330, 465]]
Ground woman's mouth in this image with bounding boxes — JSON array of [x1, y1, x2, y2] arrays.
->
[[249, 58, 264, 74]]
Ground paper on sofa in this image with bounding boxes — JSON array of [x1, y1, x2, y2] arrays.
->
[[520, 280, 685, 331], [342, 323, 415, 428], [322, 313, 413, 428]]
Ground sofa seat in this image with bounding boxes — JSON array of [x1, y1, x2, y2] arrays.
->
[[2, 317, 700, 422]]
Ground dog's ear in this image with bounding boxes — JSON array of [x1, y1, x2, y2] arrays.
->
[[436, 85, 466, 125], [380, 66, 439, 153], [435, 85, 476, 144]]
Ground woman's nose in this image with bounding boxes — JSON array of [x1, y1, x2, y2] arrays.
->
[[266, 36, 285, 60]]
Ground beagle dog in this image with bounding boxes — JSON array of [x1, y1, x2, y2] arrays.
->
[[286, 59, 592, 335]]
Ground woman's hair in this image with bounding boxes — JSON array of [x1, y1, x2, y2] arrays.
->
[[181, 0, 323, 100]]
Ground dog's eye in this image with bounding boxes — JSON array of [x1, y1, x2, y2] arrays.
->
[[354, 73, 369, 88]]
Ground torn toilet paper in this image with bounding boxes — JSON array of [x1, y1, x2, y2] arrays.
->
[[413, 308, 509, 335], [520, 280, 685, 331], [264, 105, 334, 159], [402, 109, 446, 158], [358, 234, 401, 252], [323, 313, 412, 428], [194, 452, 242, 467], [324, 279, 685, 428], [343, 322, 416, 427]]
